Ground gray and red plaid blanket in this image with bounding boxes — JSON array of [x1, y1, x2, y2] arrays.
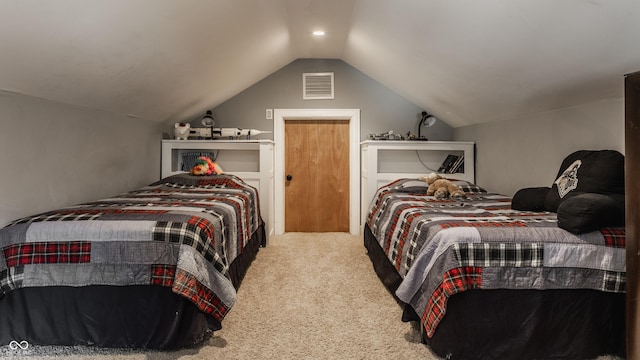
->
[[366, 178, 625, 338], [0, 173, 261, 322]]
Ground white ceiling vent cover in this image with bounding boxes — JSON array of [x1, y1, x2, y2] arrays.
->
[[303, 72, 334, 100]]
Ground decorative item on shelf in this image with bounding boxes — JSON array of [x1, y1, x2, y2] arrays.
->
[[368, 130, 404, 140], [201, 110, 215, 139], [417, 111, 437, 140], [211, 128, 272, 140], [174, 122, 191, 140], [185, 109, 273, 140]]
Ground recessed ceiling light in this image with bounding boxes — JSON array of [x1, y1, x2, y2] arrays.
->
[[312, 30, 325, 36]]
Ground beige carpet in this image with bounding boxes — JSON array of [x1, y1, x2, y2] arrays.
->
[[3, 233, 624, 359]]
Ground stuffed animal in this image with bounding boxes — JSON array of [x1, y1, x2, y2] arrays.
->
[[420, 173, 465, 199], [190, 156, 224, 175], [174, 122, 191, 140]]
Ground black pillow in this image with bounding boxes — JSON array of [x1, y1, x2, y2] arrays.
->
[[544, 150, 625, 212], [556, 193, 625, 234], [511, 187, 550, 211]]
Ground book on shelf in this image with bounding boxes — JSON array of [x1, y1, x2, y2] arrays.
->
[[438, 154, 465, 174], [449, 155, 464, 174], [438, 154, 458, 173]]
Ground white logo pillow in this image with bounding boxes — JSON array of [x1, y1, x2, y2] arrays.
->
[[554, 160, 582, 198]]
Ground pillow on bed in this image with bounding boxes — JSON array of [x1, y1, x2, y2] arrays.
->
[[396, 178, 487, 195], [447, 179, 487, 194], [556, 193, 625, 234], [511, 187, 551, 211], [151, 173, 244, 188], [392, 179, 430, 193], [544, 150, 625, 212]]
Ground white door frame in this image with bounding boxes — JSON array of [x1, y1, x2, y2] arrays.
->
[[274, 109, 360, 235]]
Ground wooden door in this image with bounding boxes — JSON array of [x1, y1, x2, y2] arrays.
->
[[284, 120, 350, 232]]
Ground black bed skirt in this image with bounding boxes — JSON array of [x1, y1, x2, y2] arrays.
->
[[364, 224, 626, 360], [0, 223, 265, 350]]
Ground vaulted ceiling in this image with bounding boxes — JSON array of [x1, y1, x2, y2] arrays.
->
[[1, 0, 639, 128]]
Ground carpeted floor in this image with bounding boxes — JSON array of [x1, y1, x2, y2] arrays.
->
[[1, 233, 625, 360], [1, 233, 440, 360]]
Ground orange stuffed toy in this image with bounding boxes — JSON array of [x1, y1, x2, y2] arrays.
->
[[190, 156, 224, 175]]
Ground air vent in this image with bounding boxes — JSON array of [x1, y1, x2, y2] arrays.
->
[[303, 72, 334, 100]]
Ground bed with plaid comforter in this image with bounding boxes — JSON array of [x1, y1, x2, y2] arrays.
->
[[366, 178, 626, 338], [0, 173, 261, 323]]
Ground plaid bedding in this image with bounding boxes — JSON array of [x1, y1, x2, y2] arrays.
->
[[366, 178, 626, 338], [0, 173, 261, 322]]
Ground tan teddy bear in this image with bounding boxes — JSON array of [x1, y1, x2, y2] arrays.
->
[[419, 173, 465, 199]]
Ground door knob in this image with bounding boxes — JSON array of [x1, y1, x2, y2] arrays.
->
[[286, 174, 293, 181]]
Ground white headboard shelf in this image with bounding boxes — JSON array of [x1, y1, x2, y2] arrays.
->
[[360, 140, 475, 223]]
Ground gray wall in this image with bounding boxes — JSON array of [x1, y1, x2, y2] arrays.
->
[[0, 91, 163, 226], [174, 59, 453, 142], [454, 98, 625, 196]]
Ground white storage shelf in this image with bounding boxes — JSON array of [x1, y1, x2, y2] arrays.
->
[[161, 139, 275, 238], [360, 140, 475, 223]]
